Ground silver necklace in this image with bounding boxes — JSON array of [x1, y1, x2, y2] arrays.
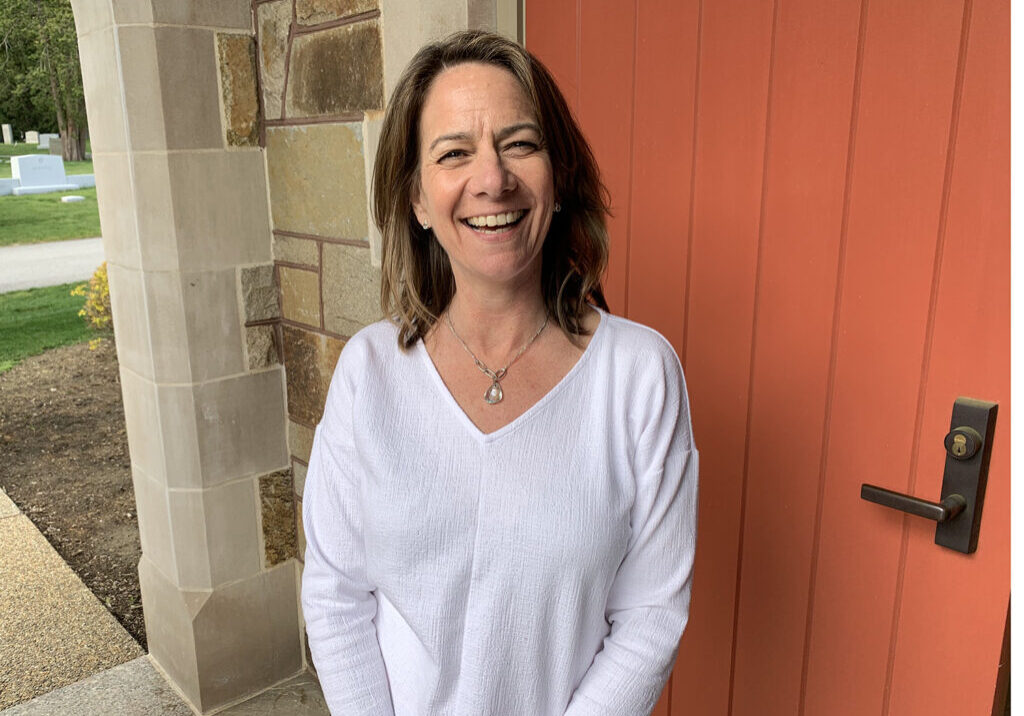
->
[[445, 310, 549, 405]]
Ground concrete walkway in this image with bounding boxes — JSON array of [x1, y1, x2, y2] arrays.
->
[[0, 238, 104, 293], [0, 488, 329, 715]]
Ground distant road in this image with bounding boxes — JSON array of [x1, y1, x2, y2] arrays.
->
[[0, 238, 104, 293]]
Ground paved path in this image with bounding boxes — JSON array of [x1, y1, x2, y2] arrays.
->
[[0, 238, 104, 293]]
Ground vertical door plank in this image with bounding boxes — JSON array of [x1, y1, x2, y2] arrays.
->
[[888, 0, 1010, 712], [575, 0, 637, 312], [523, 0, 579, 116], [802, 1, 965, 713], [729, 0, 861, 713], [625, 0, 700, 356], [669, 1, 774, 713]]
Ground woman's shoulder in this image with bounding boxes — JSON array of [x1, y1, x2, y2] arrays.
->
[[330, 319, 405, 377], [594, 309, 682, 368]]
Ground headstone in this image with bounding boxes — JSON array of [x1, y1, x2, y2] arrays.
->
[[38, 133, 59, 149], [25, 131, 39, 144], [1, 124, 11, 144], [10, 155, 77, 195], [48, 137, 63, 155]]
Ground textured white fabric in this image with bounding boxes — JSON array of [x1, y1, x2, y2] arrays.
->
[[301, 308, 699, 715]]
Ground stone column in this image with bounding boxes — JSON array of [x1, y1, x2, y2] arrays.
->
[[71, 1, 301, 711]]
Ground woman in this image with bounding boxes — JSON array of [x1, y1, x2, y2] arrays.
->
[[301, 30, 698, 715]]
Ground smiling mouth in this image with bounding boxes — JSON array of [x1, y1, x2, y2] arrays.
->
[[462, 209, 527, 234]]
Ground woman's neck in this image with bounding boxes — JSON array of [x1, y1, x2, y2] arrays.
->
[[443, 283, 548, 361]]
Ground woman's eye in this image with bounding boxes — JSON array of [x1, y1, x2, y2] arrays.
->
[[505, 141, 538, 154], [439, 149, 467, 162]]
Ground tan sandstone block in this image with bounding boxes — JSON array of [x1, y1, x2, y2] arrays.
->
[[93, 154, 140, 268], [70, 0, 112, 38], [322, 243, 382, 336], [132, 151, 272, 272], [256, 0, 291, 120], [131, 467, 176, 584], [292, 459, 309, 499], [279, 265, 322, 326], [167, 479, 263, 589], [282, 325, 345, 426], [118, 26, 223, 151], [259, 471, 298, 566], [266, 123, 368, 239], [107, 265, 246, 384], [216, 33, 260, 147], [284, 20, 383, 118], [288, 420, 315, 463], [273, 234, 319, 267], [125, 370, 287, 490], [193, 562, 302, 709], [150, 1, 252, 29], [138, 556, 203, 708], [76, 27, 127, 154], [296, 0, 378, 25], [140, 559, 302, 712]]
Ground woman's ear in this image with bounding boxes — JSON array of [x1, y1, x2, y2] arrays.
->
[[409, 183, 425, 226]]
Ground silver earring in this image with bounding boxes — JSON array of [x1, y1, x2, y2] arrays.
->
[[422, 221, 430, 230], [554, 202, 561, 213]]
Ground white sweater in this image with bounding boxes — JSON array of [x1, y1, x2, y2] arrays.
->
[[301, 309, 699, 715]]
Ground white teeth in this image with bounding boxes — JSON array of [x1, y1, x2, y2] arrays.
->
[[465, 210, 524, 229]]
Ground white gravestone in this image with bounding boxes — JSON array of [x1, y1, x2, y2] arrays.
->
[[38, 133, 59, 149], [1, 124, 12, 144], [11, 155, 77, 195], [25, 131, 39, 144]]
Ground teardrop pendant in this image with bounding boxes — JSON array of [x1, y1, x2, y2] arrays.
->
[[484, 381, 503, 405]]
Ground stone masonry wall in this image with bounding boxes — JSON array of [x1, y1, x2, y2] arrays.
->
[[249, 0, 386, 604]]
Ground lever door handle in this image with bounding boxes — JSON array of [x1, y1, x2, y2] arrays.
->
[[858, 397, 997, 554], [860, 484, 966, 522]]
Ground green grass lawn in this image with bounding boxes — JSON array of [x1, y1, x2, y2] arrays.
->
[[0, 282, 92, 373], [0, 187, 101, 246], [0, 159, 93, 178], [0, 144, 49, 157]]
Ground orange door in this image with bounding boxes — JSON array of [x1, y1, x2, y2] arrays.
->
[[525, 1, 1009, 714]]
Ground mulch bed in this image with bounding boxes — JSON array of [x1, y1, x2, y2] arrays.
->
[[0, 340, 145, 650]]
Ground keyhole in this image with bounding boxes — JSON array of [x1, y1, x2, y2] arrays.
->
[[952, 434, 968, 457]]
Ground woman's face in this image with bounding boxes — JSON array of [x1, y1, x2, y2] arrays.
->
[[411, 62, 555, 292]]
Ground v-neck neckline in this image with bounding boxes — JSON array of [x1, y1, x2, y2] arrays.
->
[[415, 307, 607, 443]]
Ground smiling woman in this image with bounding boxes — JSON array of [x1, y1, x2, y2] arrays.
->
[[300, 30, 699, 716]]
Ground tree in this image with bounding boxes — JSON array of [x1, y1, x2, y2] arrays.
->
[[0, 0, 87, 160]]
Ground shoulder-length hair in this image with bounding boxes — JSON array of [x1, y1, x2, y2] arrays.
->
[[373, 29, 610, 349]]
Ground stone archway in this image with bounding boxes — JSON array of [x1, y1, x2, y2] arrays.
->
[[70, 0, 519, 711]]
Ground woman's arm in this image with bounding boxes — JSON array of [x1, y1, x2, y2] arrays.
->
[[301, 347, 395, 715], [565, 346, 699, 715]]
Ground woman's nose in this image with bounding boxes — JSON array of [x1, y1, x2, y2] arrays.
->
[[469, 148, 515, 197]]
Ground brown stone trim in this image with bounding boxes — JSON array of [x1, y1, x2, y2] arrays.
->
[[290, 455, 309, 467], [318, 241, 325, 331], [292, 9, 381, 36], [265, 112, 365, 126], [273, 229, 370, 248], [279, 0, 297, 120], [252, 1, 267, 147], [275, 259, 319, 273], [245, 317, 279, 328], [280, 318, 351, 342]]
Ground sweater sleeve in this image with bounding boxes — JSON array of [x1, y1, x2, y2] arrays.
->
[[564, 344, 699, 715], [301, 344, 395, 715]]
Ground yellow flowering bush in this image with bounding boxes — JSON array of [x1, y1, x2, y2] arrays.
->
[[71, 262, 113, 349]]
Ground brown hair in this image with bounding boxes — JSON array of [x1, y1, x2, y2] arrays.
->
[[372, 29, 610, 349]]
